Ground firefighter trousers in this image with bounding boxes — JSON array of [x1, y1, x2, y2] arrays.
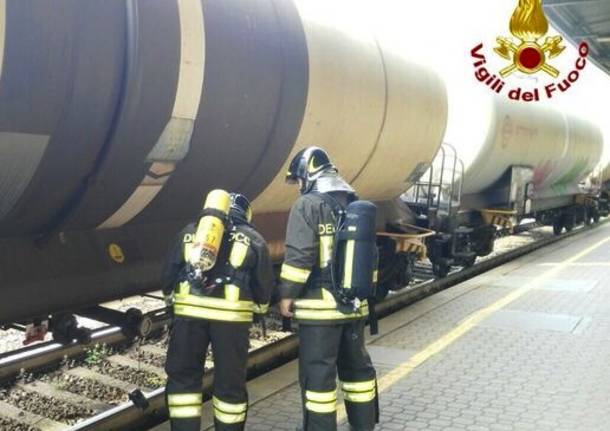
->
[[299, 320, 378, 431], [165, 317, 250, 431]]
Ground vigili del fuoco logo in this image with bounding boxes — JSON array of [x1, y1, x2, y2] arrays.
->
[[471, 0, 589, 102]]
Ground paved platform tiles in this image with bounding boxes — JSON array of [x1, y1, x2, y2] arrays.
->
[[154, 224, 610, 431]]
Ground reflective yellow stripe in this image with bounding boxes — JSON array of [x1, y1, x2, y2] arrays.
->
[[174, 293, 252, 311], [305, 390, 337, 414], [229, 241, 248, 268], [213, 396, 247, 413], [342, 239, 355, 289], [252, 303, 269, 314], [212, 396, 247, 424], [296, 298, 368, 310], [306, 390, 336, 403], [294, 307, 369, 321], [214, 409, 246, 424], [341, 380, 376, 392], [169, 405, 202, 418], [343, 390, 376, 403], [342, 380, 376, 403], [306, 401, 337, 413], [280, 264, 311, 284], [179, 281, 190, 295], [372, 270, 378, 283], [168, 393, 202, 406], [174, 304, 252, 322], [224, 284, 240, 302], [319, 235, 333, 268]]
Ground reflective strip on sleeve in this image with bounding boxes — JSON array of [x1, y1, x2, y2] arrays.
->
[[168, 392, 203, 419], [280, 264, 311, 284], [305, 390, 337, 414], [341, 379, 376, 403], [372, 270, 378, 283], [213, 396, 247, 424], [252, 303, 269, 314]]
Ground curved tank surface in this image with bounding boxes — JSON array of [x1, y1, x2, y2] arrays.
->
[[0, 0, 447, 323], [450, 95, 603, 199], [603, 162, 610, 184]]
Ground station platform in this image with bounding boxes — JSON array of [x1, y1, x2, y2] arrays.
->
[[155, 223, 610, 431]]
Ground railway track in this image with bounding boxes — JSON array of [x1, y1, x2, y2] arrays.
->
[[0, 221, 605, 431]]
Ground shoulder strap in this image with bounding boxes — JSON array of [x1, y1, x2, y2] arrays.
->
[[310, 192, 346, 222]]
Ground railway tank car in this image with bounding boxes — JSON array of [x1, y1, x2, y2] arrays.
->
[[599, 162, 610, 216], [403, 94, 604, 277], [0, 0, 447, 329]]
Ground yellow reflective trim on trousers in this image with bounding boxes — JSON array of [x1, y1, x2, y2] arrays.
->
[[373, 270, 378, 283], [212, 396, 247, 414], [319, 235, 333, 268], [342, 239, 355, 289], [229, 241, 248, 267], [280, 264, 311, 283], [306, 390, 336, 403], [169, 405, 202, 418], [252, 303, 269, 314], [224, 284, 240, 302], [341, 379, 376, 393], [343, 390, 376, 403], [174, 293, 252, 311], [174, 304, 252, 322], [168, 393, 202, 406], [305, 401, 337, 414], [214, 409, 246, 424], [295, 308, 369, 320]]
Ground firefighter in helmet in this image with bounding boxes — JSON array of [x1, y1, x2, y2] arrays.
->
[[163, 192, 274, 431], [279, 147, 379, 431]]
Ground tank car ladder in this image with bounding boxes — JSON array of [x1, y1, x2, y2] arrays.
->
[[403, 143, 464, 224]]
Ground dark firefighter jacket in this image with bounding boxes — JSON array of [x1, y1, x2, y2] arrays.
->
[[162, 219, 274, 323], [279, 192, 373, 324]]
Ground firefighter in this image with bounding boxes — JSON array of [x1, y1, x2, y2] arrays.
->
[[163, 192, 274, 431], [279, 147, 379, 431]]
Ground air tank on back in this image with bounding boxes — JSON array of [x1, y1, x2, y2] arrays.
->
[[0, 0, 447, 323], [600, 162, 610, 186]]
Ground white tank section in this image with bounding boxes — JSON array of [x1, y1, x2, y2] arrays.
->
[[601, 162, 610, 184], [450, 94, 603, 199], [253, 0, 448, 214]]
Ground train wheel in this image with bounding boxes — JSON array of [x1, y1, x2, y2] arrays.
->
[[593, 210, 601, 224], [463, 255, 476, 268], [433, 261, 450, 278], [375, 284, 390, 301]]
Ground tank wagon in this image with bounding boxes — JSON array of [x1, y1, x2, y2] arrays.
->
[[402, 95, 604, 278], [0, 0, 447, 334], [598, 162, 610, 217]]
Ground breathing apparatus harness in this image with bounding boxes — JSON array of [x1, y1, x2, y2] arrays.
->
[[183, 212, 250, 295], [313, 192, 379, 335]]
